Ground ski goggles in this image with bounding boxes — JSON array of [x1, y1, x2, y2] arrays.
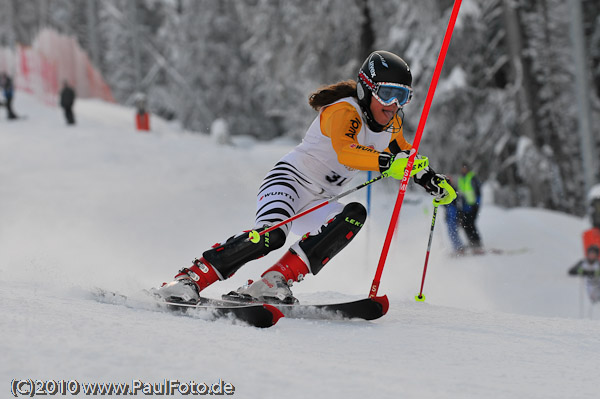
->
[[372, 82, 413, 107]]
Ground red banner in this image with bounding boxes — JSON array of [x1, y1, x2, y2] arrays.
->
[[0, 28, 113, 106]]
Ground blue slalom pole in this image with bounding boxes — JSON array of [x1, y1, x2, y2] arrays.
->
[[366, 171, 372, 214]]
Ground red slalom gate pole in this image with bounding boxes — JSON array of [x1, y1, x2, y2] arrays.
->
[[369, 0, 462, 299]]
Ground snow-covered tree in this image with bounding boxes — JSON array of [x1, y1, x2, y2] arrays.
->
[[1, 0, 599, 215]]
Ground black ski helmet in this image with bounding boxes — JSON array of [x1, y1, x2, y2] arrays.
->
[[357, 51, 413, 132]]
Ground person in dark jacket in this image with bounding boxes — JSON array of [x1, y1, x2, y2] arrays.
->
[[568, 245, 600, 304], [60, 81, 76, 125], [0, 72, 18, 120]]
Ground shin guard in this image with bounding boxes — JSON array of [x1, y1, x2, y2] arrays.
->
[[294, 202, 367, 275], [202, 227, 286, 279]]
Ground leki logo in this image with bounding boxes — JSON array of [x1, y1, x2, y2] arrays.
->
[[345, 217, 364, 227]]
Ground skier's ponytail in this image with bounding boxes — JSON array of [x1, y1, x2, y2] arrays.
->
[[308, 80, 357, 111]]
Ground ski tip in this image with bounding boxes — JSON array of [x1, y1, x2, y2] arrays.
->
[[262, 304, 285, 326], [372, 295, 389, 315]]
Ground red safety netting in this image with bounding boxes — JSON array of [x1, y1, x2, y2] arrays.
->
[[0, 28, 114, 106]]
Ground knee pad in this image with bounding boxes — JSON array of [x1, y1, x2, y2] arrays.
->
[[203, 227, 286, 278], [294, 202, 366, 275]]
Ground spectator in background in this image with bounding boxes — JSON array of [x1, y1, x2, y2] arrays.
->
[[60, 81, 76, 125], [458, 162, 483, 253], [444, 177, 465, 255], [568, 245, 600, 304], [572, 185, 600, 306], [0, 72, 18, 120], [135, 92, 150, 131]]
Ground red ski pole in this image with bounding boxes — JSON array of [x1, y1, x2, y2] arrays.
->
[[369, 0, 462, 298], [248, 173, 387, 243], [248, 158, 429, 243]]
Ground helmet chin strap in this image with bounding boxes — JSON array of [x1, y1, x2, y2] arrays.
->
[[362, 108, 386, 132], [377, 109, 403, 135], [390, 108, 405, 134]]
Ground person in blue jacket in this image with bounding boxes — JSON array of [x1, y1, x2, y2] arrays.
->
[[445, 197, 464, 255], [458, 163, 482, 251]]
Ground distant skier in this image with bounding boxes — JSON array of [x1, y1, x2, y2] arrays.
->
[[0, 72, 18, 120], [156, 51, 456, 305], [59, 81, 76, 125], [568, 246, 600, 304], [570, 185, 600, 305]]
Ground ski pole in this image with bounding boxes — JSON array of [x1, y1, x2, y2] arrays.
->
[[248, 157, 429, 243], [249, 173, 387, 243], [415, 204, 439, 301], [369, 0, 461, 298]]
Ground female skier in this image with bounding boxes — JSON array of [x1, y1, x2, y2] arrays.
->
[[157, 50, 456, 304]]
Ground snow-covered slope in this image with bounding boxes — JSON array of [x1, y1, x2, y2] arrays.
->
[[1, 94, 598, 398]]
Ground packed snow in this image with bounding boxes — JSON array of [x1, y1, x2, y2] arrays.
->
[[1, 94, 599, 399]]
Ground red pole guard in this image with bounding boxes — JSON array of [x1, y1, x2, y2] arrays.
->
[[369, 0, 462, 298]]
